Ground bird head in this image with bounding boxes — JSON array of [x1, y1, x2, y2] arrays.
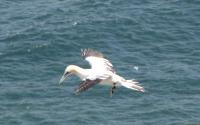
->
[[59, 65, 76, 84]]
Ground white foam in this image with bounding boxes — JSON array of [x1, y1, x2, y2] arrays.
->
[[133, 66, 139, 71], [72, 22, 78, 26]]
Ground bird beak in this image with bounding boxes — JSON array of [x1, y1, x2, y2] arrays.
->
[[59, 72, 70, 84]]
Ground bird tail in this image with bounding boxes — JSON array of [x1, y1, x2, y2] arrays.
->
[[120, 79, 145, 92]]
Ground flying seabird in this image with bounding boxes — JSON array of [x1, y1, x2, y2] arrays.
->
[[59, 48, 145, 96]]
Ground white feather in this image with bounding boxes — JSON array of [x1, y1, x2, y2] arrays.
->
[[85, 56, 113, 80]]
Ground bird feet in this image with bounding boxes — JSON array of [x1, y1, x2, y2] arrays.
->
[[110, 83, 116, 97]]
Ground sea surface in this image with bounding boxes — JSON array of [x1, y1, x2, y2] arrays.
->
[[0, 0, 200, 125]]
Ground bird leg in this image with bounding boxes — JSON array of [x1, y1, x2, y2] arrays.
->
[[110, 83, 116, 97]]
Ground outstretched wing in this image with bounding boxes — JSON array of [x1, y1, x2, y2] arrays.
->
[[81, 48, 115, 73], [75, 79, 102, 94]]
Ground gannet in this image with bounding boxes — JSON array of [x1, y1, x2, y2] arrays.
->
[[59, 48, 145, 96]]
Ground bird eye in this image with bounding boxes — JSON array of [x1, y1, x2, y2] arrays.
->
[[64, 72, 70, 76]]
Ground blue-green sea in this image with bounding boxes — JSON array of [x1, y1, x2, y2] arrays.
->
[[0, 0, 200, 125]]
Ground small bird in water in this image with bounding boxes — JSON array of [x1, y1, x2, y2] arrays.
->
[[59, 49, 145, 96]]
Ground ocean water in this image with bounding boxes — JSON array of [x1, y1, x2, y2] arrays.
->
[[0, 0, 200, 125]]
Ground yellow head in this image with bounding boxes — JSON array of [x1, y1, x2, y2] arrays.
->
[[59, 65, 79, 84], [65, 65, 78, 74]]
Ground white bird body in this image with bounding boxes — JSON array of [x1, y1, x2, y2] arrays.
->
[[71, 66, 120, 86], [59, 49, 144, 95]]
